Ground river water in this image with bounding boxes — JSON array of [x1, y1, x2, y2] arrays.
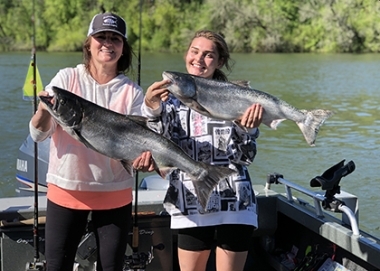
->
[[0, 51, 379, 236]]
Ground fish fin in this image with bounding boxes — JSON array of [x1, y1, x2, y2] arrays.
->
[[121, 160, 133, 176], [71, 128, 98, 149], [297, 109, 334, 146], [232, 120, 250, 133], [181, 100, 213, 118], [235, 118, 286, 131], [127, 115, 164, 134], [231, 80, 251, 88], [156, 167, 175, 179], [71, 129, 137, 176], [192, 165, 236, 210], [265, 119, 286, 130], [126, 115, 150, 126]]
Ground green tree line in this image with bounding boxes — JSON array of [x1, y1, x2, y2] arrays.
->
[[1, 0, 380, 53]]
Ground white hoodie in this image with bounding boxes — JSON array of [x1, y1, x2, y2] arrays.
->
[[30, 64, 144, 192]]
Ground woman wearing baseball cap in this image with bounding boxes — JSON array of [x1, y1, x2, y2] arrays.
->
[[30, 12, 151, 271]]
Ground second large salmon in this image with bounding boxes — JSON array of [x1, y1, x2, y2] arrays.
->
[[162, 71, 334, 146]]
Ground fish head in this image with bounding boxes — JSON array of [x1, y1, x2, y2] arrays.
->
[[39, 86, 83, 129], [162, 71, 197, 99]]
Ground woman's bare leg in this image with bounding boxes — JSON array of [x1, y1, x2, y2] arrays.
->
[[178, 248, 211, 271]]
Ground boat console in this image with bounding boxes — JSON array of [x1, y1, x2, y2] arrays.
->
[[261, 160, 379, 271]]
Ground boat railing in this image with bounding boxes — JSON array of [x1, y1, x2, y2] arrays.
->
[[264, 160, 360, 236]]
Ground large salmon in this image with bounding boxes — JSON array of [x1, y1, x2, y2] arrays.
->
[[162, 71, 334, 146], [39, 86, 236, 209]]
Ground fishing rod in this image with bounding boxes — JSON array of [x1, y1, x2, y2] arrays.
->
[[123, 1, 164, 270], [126, 0, 144, 267], [25, 0, 46, 270], [133, 0, 143, 253]]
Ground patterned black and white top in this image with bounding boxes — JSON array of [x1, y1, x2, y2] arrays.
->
[[142, 96, 259, 229]]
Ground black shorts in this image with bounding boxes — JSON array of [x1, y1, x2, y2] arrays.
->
[[177, 224, 255, 252]]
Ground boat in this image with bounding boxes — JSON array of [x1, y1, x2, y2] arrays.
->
[[7, 136, 380, 270]]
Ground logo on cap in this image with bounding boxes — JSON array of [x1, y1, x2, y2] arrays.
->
[[103, 16, 118, 28]]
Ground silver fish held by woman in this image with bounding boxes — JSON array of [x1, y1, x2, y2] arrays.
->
[[162, 71, 334, 146], [39, 86, 236, 209]]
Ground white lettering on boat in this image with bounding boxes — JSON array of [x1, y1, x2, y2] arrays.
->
[[16, 159, 28, 172], [128, 229, 154, 236], [16, 236, 45, 245]]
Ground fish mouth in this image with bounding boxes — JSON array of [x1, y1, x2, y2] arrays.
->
[[162, 71, 175, 88], [162, 71, 171, 80], [39, 95, 57, 111]]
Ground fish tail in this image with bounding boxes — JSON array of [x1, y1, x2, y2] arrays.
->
[[192, 165, 236, 210], [298, 109, 334, 146]]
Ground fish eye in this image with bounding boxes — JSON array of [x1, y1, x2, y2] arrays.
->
[[59, 98, 66, 105]]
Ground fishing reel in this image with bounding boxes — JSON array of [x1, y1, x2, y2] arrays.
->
[[123, 243, 164, 271], [25, 260, 46, 271], [310, 159, 355, 212]]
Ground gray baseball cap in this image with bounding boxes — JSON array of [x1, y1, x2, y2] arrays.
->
[[87, 12, 127, 38]]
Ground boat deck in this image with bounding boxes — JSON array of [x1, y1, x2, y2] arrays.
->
[[0, 184, 379, 271]]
